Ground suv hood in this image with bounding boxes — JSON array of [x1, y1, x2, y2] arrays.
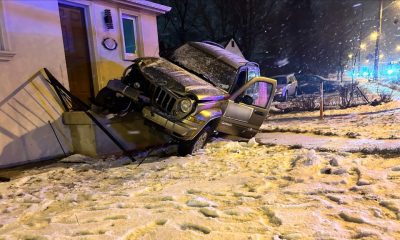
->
[[139, 58, 227, 101]]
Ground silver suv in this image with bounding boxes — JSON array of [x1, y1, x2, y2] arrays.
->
[[95, 42, 276, 155], [272, 74, 298, 102]]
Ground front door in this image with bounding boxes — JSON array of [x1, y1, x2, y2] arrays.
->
[[59, 4, 93, 105], [217, 77, 276, 138]]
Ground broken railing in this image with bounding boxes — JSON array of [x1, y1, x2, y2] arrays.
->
[[38, 68, 136, 162], [277, 83, 370, 112]]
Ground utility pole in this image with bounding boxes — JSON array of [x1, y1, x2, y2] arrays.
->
[[319, 80, 324, 120], [358, 5, 364, 74], [373, 0, 383, 81]]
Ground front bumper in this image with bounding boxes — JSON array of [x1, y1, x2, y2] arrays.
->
[[142, 107, 201, 141]]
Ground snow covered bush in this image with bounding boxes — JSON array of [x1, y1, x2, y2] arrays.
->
[[292, 94, 319, 111]]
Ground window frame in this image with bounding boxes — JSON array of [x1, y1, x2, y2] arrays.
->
[[242, 81, 272, 108], [119, 10, 140, 61], [0, 0, 15, 61]]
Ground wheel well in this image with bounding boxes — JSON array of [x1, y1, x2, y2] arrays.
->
[[192, 117, 219, 139]]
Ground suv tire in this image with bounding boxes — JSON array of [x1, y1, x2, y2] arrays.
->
[[178, 125, 214, 156]]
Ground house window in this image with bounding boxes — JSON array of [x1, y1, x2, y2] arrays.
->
[[121, 14, 138, 60], [0, 0, 15, 61], [0, 0, 3, 51], [0, 25, 4, 51]]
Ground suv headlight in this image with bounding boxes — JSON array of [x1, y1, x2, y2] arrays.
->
[[179, 99, 193, 113]]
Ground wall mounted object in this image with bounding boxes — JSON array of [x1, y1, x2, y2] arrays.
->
[[102, 37, 118, 50]]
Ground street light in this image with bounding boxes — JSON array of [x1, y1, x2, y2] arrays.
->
[[372, 0, 400, 81], [360, 43, 367, 50], [353, 2, 364, 77]]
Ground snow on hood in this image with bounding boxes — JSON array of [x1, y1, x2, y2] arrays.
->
[[139, 58, 227, 101]]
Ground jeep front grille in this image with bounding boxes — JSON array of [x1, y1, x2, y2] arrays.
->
[[154, 86, 177, 113]]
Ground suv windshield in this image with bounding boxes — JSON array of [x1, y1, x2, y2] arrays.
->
[[171, 42, 248, 92]]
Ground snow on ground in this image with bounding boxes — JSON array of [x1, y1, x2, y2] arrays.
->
[[1, 100, 400, 239], [1, 137, 400, 239], [359, 81, 400, 101], [263, 101, 400, 140]]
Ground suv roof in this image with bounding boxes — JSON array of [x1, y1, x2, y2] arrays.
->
[[171, 41, 259, 91], [175, 42, 256, 70], [193, 42, 251, 69]]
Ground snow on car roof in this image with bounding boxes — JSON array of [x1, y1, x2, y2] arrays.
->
[[171, 42, 255, 91], [189, 42, 250, 69]]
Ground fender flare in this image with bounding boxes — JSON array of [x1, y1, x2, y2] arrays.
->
[[190, 108, 222, 139]]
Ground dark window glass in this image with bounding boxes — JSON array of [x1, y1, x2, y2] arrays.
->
[[122, 17, 136, 54], [274, 77, 287, 85]]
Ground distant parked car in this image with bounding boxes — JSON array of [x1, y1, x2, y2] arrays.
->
[[271, 74, 298, 102], [295, 74, 340, 94]]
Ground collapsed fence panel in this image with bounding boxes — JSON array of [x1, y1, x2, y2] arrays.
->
[[41, 68, 136, 162]]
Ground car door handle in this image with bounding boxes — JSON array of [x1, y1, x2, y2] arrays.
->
[[254, 111, 266, 116]]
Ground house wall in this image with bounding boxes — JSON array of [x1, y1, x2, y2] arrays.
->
[[0, 0, 72, 167], [0, 0, 166, 167], [80, 0, 161, 92]]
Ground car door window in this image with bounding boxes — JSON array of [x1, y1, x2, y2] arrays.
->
[[239, 81, 273, 108]]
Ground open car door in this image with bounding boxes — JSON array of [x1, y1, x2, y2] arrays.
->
[[216, 77, 276, 138]]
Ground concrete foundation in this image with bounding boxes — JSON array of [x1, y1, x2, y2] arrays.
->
[[63, 111, 170, 156]]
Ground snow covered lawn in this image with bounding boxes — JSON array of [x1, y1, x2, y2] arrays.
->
[[263, 101, 400, 140], [1, 101, 400, 239], [1, 137, 400, 239]]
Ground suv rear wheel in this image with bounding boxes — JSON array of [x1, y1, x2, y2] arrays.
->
[[178, 125, 214, 156]]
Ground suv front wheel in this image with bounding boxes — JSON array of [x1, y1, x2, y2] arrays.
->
[[178, 125, 214, 156]]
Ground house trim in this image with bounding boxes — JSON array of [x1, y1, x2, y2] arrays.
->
[[112, 0, 171, 15]]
